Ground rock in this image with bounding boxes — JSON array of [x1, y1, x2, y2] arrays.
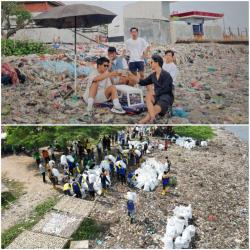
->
[[70, 240, 89, 249]]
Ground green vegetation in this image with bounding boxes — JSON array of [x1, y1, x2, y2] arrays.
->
[[1, 197, 59, 249], [1, 2, 32, 39], [71, 217, 108, 241], [1, 179, 25, 210], [174, 126, 215, 140], [5, 126, 124, 150], [2, 39, 53, 56]]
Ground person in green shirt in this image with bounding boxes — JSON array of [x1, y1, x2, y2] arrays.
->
[[33, 150, 41, 166]]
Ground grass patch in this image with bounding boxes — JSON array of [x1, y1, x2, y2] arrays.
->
[[1, 178, 25, 210], [71, 217, 107, 241], [174, 126, 215, 140], [1, 196, 59, 249]]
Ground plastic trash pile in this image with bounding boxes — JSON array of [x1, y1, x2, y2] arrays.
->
[[40, 60, 93, 77], [162, 204, 196, 249], [134, 158, 169, 192], [170, 136, 208, 150]]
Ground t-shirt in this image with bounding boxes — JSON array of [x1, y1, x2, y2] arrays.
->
[[162, 62, 178, 84], [83, 69, 112, 101], [39, 164, 45, 174], [125, 37, 149, 62], [139, 69, 173, 100]]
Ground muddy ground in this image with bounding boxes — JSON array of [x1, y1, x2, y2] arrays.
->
[[1, 43, 249, 124]]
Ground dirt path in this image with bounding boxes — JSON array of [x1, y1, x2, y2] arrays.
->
[[1, 155, 58, 232]]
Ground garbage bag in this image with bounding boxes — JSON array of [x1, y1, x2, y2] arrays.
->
[[201, 141, 208, 147], [163, 236, 174, 249], [174, 217, 186, 235], [126, 192, 137, 202], [66, 155, 74, 163], [173, 204, 192, 221], [60, 155, 67, 165], [166, 217, 177, 238], [184, 225, 196, 238], [174, 236, 184, 249], [48, 160, 55, 168]]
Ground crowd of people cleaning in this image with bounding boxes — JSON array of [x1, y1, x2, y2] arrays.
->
[[33, 126, 173, 223]]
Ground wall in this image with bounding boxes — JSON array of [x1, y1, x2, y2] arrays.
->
[[171, 21, 223, 42], [124, 18, 171, 44], [123, 1, 167, 20]]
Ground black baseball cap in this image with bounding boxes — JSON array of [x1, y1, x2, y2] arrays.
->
[[108, 47, 119, 54]]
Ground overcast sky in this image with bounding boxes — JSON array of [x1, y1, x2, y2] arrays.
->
[[65, 1, 249, 29]]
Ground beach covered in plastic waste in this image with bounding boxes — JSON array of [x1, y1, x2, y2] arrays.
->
[[87, 127, 248, 249], [1, 42, 249, 124]]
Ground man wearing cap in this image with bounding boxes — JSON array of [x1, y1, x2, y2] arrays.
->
[[107, 46, 128, 85], [108, 47, 128, 72]]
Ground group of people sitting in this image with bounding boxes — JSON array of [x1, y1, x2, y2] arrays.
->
[[83, 27, 178, 123]]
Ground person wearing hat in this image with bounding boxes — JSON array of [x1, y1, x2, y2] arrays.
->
[[129, 54, 174, 124], [107, 46, 137, 86], [108, 47, 128, 72]]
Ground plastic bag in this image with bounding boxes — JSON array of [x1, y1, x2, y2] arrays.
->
[[174, 217, 186, 235], [66, 155, 74, 163], [184, 225, 196, 238], [201, 141, 208, 147], [166, 217, 177, 238], [126, 192, 137, 202], [174, 204, 192, 221], [48, 160, 55, 168], [60, 155, 67, 165], [163, 236, 174, 249]]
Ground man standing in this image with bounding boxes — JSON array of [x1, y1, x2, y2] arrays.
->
[[39, 162, 46, 183], [125, 27, 149, 79]]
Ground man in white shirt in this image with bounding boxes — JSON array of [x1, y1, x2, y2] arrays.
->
[[124, 27, 150, 79], [83, 57, 125, 118], [162, 50, 178, 85]]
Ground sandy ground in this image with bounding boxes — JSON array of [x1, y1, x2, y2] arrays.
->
[[1, 155, 59, 232]]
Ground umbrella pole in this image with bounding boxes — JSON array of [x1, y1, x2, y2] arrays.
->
[[74, 16, 77, 95]]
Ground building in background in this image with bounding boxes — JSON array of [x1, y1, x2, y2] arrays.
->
[[108, 1, 225, 44], [13, 1, 107, 44]]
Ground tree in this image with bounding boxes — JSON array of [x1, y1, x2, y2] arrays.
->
[[5, 126, 124, 150], [1, 2, 32, 39]]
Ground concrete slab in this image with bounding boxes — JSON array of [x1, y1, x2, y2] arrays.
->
[[54, 196, 94, 218], [7, 230, 69, 249], [1, 183, 9, 193], [32, 211, 82, 238], [70, 240, 89, 249]]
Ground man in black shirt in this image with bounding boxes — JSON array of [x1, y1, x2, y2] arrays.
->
[[130, 55, 174, 124]]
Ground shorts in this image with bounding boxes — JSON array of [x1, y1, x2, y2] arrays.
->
[[155, 94, 174, 116], [129, 61, 144, 72], [84, 89, 108, 103]]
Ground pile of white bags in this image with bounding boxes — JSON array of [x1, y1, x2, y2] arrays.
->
[[162, 204, 195, 249], [134, 158, 169, 192], [81, 165, 111, 196], [175, 137, 196, 150], [173, 136, 208, 150]]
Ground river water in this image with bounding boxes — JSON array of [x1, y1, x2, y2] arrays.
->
[[224, 126, 249, 143]]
